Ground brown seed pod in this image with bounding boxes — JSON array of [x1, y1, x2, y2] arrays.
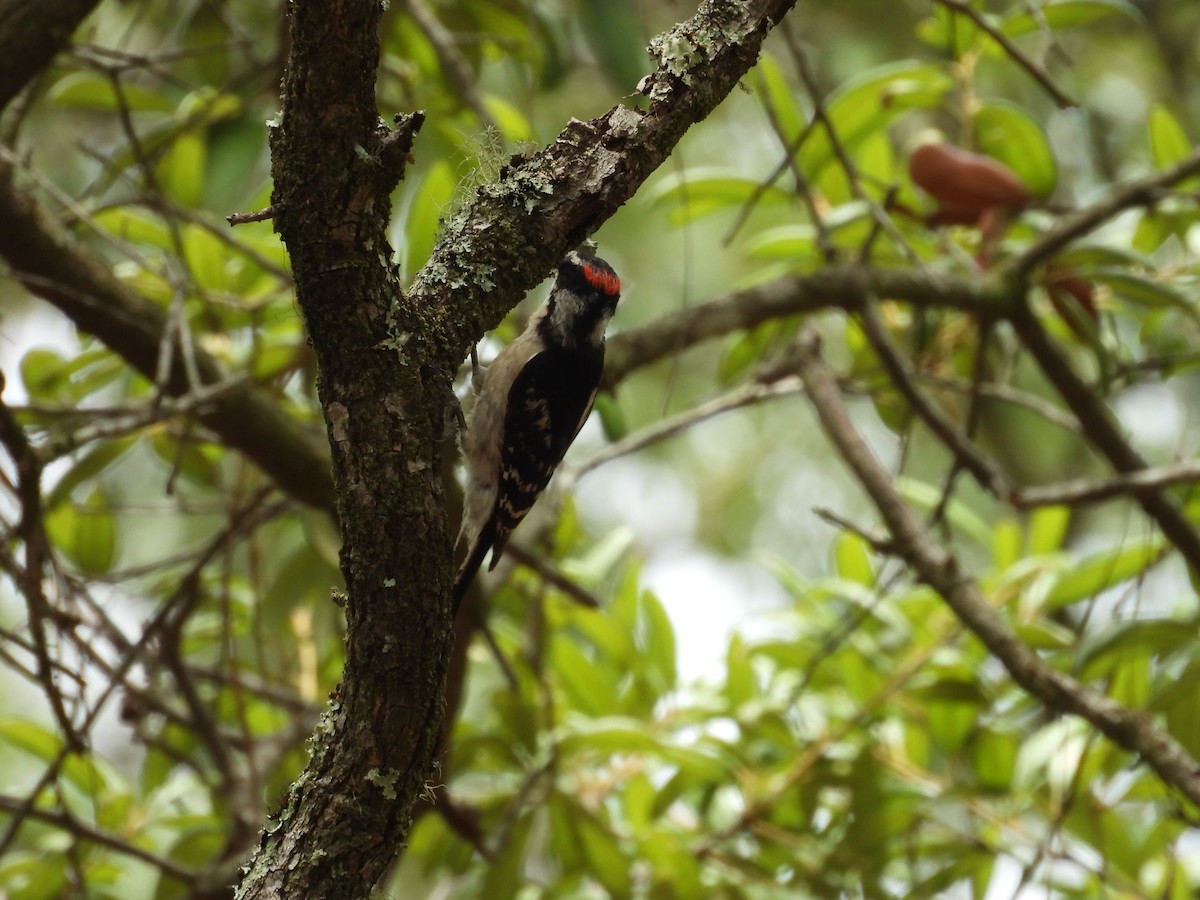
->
[[908, 142, 1031, 216]]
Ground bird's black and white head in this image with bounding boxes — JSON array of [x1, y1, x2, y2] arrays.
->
[[538, 251, 621, 351]]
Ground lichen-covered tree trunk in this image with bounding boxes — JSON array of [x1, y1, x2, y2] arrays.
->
[[233, 2, 452, 896], [235, 0, 799, 895]]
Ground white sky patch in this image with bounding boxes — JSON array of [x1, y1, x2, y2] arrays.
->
[[0, 300, 79, 403], [1112, 382, 1182, 458], [642, 552, 790, 683]]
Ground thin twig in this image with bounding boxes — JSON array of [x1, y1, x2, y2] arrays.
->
[[1007, 149, 1200, 277], [568, 377, 805, 483], [398, 0, 496, 129], [1014, 461, 1200, 508], [226, 205, 276, 226], [504, 544, 603, 610], [931, 0, 1078, 109], [783, 27, 921, 266], [855, 296, 1012, 500], [0, 793, 195, 883], [0, 389, 79, 748], [1013, 307, 1200, 571]]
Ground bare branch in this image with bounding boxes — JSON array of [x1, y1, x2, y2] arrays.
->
[[854, 297, 1012, 500], [0, 161, 336, 513], [1013, 308, 1200, 570], [0, 793, 196, 884], [792, 326, 1200, 808], [605, 264, 1011, 384], [931, 0, 1078, 109], [225, 205, 276, 226], [569, 377, 805, 483], [1014, 460, 1200, 508], [0, 385, 79, 748], [1007, 149, 1200, 277], [397, 0, 496, 129], [0, 0, 102, 113]]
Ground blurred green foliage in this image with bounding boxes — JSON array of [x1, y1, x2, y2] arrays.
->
[[1, 0, 1200, 898]]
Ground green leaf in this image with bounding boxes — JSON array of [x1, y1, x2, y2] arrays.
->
[[650, 168, 793, 225], [481, 811, 533, 896], [1090, 268, 1196, 316], [480, 94, 533, 142], [48, 72, 176, 112], [46, 488, 117, 575], [45, 440, 135, 511], [750, 53, 806, 144], [149, 433, 224, 491], [593, 393, 627, 441], [0, 852, 70, 900], [93, 206, 175, 250], [897, 478, 992, 546], [718, 321, 782, 384], [1078, 617, 1195, 674], [1014, 618, 1077, 650], [1159, 659, 1200, 758], [550, 637, 618, 716], [577, 0, 645, 92], [969, 727, 1019, 791], [157, 130, 207, 208], [403, 160, 456, 279], [1053, 244, 1155, 270], [992, 517, 1022, 570], [1043, 536, 1166, 609], [181, 222, 233, 293], [262, 544, 342, 627], [19, 348, 119, 403], [1002, 0, 1143, 37], [833, 531, 875, 587], [745, 224, 820, 265], [723, 634, 756, 708], [0, 717, 64, 764], [20, 348, 70, 400], [639, 590, 677, 694], [917, 676, 987, 751], [559, 717, 728, 782], [916, 4, 986, 55], [641, 833, 705, 899], [1149, 105, 1193, 170], [1027, 505, 1069, 554], [973, 102, 1057, 197], [548, 791, 632, 896], [798, 61, 954, 188]]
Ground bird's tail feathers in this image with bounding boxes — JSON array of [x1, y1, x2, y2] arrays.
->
[[451, 521, 496, 615]]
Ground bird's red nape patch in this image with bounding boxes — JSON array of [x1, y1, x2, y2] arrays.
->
[[582, 263, 620, 296]]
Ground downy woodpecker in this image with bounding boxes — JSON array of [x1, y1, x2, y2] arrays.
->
[[452, 251, 621, 612]]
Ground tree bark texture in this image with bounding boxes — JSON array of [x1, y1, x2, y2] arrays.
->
[[237, 0, 799, 896], [0, 0, 100, 112]]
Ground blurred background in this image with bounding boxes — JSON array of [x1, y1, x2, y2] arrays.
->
[[2, 0, 1200, 896]]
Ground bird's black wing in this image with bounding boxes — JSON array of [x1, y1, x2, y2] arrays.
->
[[489, 347, 603, 567]]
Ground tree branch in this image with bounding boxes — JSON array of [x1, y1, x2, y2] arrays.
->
[[407, 0, 805, 369], [1013, 461, 1200, 508], [1007, 148, 1200, 277], [792, 327, 1200, 809], [1012, 307, 1200, 569], [0, 0, 101, 114], [238, 1, 807, 895], [930, 0, 1078, 109], [605, 264, 1011, 384], [0, 162, 337, 514]]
